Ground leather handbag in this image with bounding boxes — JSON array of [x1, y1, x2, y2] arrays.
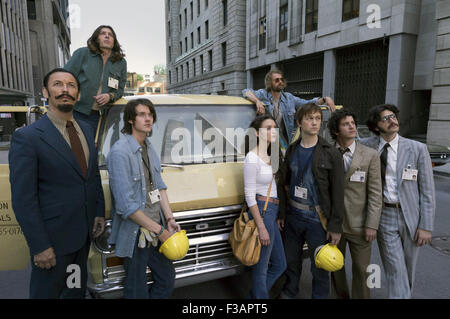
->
[[229, 177, 273, 266]]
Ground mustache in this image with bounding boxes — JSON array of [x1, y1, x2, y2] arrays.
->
[[55, 93, 76, 101], [388, 123, 398, 129]]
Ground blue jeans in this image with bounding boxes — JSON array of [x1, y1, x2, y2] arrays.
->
[[282, 211, 329, 299], [73, 110, 99, 140], [123, 235, 175, 299], [248, 198, 287, 299]]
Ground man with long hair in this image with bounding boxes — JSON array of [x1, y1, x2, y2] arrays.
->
[[107, 99, 180, 298], [65, 25, 127, 135], [242, 69, 336, 152]]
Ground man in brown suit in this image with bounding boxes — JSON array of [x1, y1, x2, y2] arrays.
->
[[327, 110, 382, 299]]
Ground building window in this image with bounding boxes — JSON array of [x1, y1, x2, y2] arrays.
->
[[191, 32, 194, 49], [205, 20, 209, 39], [200, 55, 204, 74], [169, 70, 172, 84], [187, 62, 190, 79], [259, 17, 266, 50], [197, 0, 200, 16], [222, 0, 228, 26], [176, 68, 179, 82], [185, 37, 188, 52], [342, 0, 359, 22], [221, 42, 227, 66], [184, 8, 187, 27], [179, 41, 183, 55], [306, 0, 318, 33], [190, 1, 193, 21], [208, 50, 213, 71], [181, 65, 184, 81], [193, 58, 197, 76], [279, 2, 288, 43], [27, 0, 37, 20], [197, 27, 201, 44], [179, 14, 182, 30], [155, 88, 161, 93], [146, 87, 153, 93], [205, 0, 208, 9], [168, 21, 171, 36], [168, 46, 172, 61]]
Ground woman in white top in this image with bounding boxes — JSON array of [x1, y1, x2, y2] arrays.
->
[[243, 114, 287, 299]]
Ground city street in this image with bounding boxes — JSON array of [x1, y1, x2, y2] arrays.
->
[[0, 173, 449, 299]]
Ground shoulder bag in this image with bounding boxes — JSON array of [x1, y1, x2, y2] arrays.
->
[[229, 177, 273, 266]]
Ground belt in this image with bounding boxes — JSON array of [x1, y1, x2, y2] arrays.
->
[[256, 195, 279, 205], [384, 202, 401, 209], [289, 199, 315, 212], [90, 110, 100, 115]]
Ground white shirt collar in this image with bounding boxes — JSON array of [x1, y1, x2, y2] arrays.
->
[[335, 140, 356, 156], [379, 134, 399, 153]]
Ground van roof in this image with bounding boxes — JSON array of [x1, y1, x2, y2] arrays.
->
[[114, 94, 254, 105]]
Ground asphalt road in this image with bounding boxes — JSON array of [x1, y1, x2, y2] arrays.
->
[[1, 174, 449, 299]]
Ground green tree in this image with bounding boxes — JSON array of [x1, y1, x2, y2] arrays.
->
[[136, 74, 144, 81], [154, 64, 166, 75]]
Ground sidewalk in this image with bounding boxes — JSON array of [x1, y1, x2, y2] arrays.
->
[[433, 163, 450, 177]]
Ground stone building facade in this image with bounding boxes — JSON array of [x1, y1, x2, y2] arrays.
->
[[165, 0, 247, 96], [0, 0, 71, 106], [0, 0, 34, 105], [244, 0, 449, 145]]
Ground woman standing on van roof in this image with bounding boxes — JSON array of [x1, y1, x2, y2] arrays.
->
[[243, 114, 287, 299]]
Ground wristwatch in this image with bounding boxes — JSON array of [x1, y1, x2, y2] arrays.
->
[[108, 93, 114, 102]]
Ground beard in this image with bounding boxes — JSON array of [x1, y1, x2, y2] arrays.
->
[[53, 93, 76, 113], [271, 83, 286, 92], [56, 103, 74, 113]]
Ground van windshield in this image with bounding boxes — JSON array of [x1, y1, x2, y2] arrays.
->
[[98, 104, 256, 166]]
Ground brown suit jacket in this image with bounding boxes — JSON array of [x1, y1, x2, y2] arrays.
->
[[342, 142, 382, 234]]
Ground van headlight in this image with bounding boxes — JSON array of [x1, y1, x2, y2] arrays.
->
[[93, 220, 114, 254]]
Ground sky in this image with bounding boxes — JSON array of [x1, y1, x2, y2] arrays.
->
[[68, 0, 166, 75]]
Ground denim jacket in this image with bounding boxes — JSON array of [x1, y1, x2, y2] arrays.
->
[[65, 47, 127, 115], [107, 134, 167, 258], [242, 88, 318, 143]]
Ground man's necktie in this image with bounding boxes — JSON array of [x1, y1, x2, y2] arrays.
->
[[66, 120, 88, 177], [339, 148, 350, 172], [380, 143, 390, 188]]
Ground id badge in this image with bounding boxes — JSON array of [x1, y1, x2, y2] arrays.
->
[[108, 77, 119, 90], [149, 189, 161, 204], [350, 170, 366, 183], [294, 186, 308, 200], [402, 166, 418, 181]]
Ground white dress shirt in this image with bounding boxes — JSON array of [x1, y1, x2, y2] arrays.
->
[[378, 134, 399, 203], [336, 140, 356, 173]]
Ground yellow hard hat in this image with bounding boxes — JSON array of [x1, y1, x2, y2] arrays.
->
[[314, 244, 344, 272], [159, 230, 189, 261]]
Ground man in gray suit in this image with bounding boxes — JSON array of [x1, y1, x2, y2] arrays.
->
[[362, 104, 435, 299], [327, 110, 382, 299]]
